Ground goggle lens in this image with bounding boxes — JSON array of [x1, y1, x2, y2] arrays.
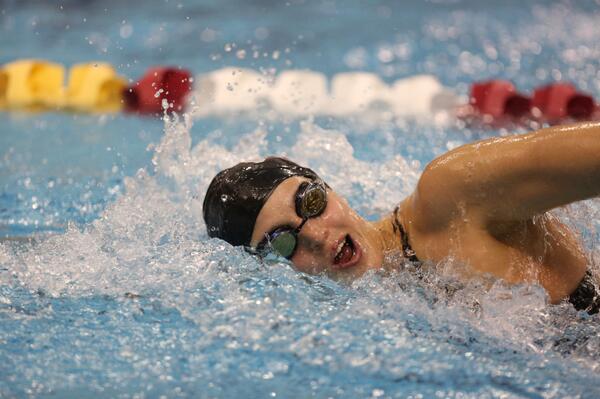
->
[[296, 181, 327, 219], [269, 230, 297, 259], [257, 180, 328, 260], [297, 183, 327, 218]]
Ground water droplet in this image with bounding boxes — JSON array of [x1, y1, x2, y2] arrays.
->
[[119, 24, 133, 39], [254, 27, 269, 40], [372, 389, 385, 398], [201, 28, 216, 42]]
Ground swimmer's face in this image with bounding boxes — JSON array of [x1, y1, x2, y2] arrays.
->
[[250, 176, 384, 281]]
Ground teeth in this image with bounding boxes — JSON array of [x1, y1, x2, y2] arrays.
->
[[336, 239, 345, 257]]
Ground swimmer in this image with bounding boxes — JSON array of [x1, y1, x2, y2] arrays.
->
[[203, 122, 600, 313]]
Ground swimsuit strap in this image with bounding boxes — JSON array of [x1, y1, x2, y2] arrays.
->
[[392, 206, 420, 263]]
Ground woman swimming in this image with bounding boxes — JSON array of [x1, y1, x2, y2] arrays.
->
[[203, 122, 600, 313]]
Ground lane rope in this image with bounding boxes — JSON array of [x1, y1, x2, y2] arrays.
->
[[0, 59, 596, 125]]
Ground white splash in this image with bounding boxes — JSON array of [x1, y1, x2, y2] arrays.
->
[[0, 116, 419, 300]]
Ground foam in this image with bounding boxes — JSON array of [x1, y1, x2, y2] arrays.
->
[[3, 114, 598, 316], [0, 116, 417, 297], [2, 114, 600, 397]]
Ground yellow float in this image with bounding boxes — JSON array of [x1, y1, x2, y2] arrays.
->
[[0, 69, 7, 109], [0, 59, 65, 110], [66, 62, 126, 113]]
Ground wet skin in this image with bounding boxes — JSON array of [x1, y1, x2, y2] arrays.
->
[[250, 176, 398, 282], [251, 122, 600, 303]]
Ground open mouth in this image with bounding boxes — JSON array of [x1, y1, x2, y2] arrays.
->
[[333, 234, 360, 269]]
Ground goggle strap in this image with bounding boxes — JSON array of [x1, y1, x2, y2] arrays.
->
[[295, 218, 308, 233]]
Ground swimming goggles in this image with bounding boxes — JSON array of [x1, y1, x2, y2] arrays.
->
[[255, 180, 328, 259]]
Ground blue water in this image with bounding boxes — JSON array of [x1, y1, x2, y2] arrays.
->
[[2, 1, 600, 398]]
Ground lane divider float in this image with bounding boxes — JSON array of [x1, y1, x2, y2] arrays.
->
[[469, 80, 531, 119], [67, 63, 126, 113], [1, 59, 65, 110], [0, 59, 192, 115], [467, 79, 596, 123], [123, 67, 192, 114], [0, 59, 598, 126], [191, 68, 456, 119], [532, 83, 594, 121]]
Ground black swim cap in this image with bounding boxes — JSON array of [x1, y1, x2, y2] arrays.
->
[[203, 157, 320, 247]]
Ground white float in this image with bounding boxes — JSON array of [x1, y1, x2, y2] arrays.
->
[[268, 70, 330, 115], [189, 67, 458, 122], [390, 75, 458, 118], [329, 72, 392, 115], [191, 67, 271, 115]]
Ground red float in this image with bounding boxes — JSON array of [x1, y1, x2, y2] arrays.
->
[[470, 80, 531, 118], [532, 83, 594, 121], [123, 67, 192, 115]]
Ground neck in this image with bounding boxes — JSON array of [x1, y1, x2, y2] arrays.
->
[[371, 214, 403, 253]]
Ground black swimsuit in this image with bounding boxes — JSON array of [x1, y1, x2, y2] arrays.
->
[[568, 271, 600, 314], [392, 206, 419, 263], [392, 206, 600, 314]]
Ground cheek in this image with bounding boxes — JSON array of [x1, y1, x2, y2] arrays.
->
[[323, 197, 356, 227], [291, 253, 324, 274]]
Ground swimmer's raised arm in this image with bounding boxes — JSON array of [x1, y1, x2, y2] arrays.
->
[[411, 122, 600, 227]]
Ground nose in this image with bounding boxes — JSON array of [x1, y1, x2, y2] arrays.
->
[[297, 216, 330, 253]]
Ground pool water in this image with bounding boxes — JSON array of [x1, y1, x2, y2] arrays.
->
[[1, 1, 600, 397]]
